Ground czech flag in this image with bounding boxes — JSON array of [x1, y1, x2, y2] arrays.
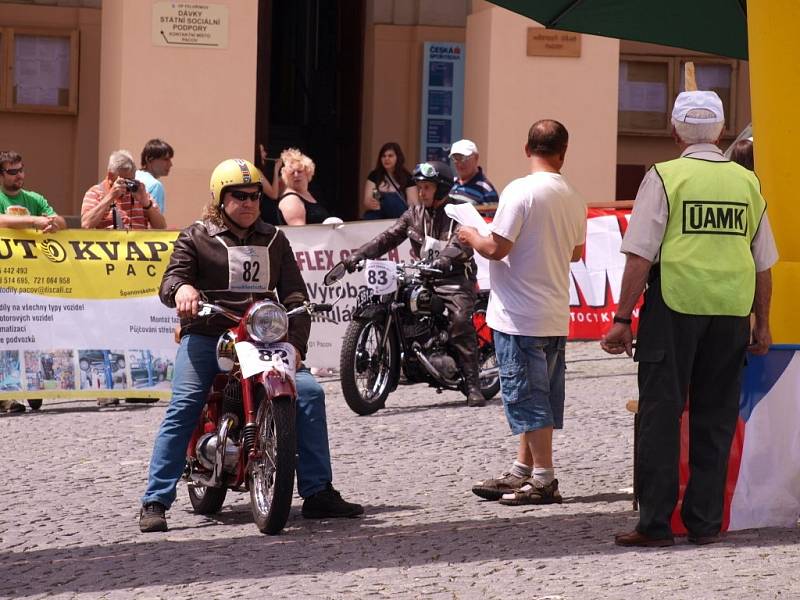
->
[[670, 346, 800, 533]]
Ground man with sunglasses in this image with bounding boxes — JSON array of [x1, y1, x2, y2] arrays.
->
[[0, 151, 67, 233], [342, 160, 487, 408], [0, 151, 68, 413], [139, 158, 363, 532]]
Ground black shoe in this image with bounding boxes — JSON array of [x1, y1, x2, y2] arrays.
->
[[139, 502, 168, 532], [466, 387, 486, 407], [688, 532, 721, 545], [4, 401, 26, 414], [302, 484, 364, 519], [125, 397, 159, 404]]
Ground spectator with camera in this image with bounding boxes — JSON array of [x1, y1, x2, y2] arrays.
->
[[81, 149, 166, 230]]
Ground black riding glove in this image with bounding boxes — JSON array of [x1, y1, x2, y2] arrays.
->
[[430, 256, 452, 274], [343, 253, 364, 273]]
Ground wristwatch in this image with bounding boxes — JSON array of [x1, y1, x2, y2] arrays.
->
[[142, 201, 154, 210], [613, 315, 632, 325]]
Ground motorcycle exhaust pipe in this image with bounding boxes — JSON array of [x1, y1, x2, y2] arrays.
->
[[411, 342, 460, 387], [193, 414, 239, 487]]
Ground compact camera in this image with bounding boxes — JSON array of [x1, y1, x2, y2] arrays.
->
[[124, 179, 140, 193]]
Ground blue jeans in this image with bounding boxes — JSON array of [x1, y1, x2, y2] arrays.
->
[[141, 334, 333, 509], [494, 332, 566, 435]]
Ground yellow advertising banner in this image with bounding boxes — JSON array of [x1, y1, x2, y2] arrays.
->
[[0, 229, 177, 299], [0, 229, 180, 401]]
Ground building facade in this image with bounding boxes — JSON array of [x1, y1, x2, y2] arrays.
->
[[0, 0, 751, 227]]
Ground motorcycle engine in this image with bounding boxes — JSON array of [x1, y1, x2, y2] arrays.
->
[[428, 351, 459, 381], [402, 284, 445, 315], [222, 378, 244, 435]]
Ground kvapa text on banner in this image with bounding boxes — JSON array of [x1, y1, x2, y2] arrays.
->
[[0, 228, 180, 400]]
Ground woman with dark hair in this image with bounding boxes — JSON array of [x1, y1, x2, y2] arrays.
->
[[729, 138, 754, 171], [362, 142, 418, 219]]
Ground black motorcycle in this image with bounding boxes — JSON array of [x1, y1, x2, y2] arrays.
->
[[323, 260, 499, 415]]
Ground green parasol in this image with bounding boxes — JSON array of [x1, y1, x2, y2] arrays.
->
[[488, 0, 748, 60]]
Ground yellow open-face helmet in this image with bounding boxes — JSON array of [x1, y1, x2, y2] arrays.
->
[[210, 158, 263, 204]]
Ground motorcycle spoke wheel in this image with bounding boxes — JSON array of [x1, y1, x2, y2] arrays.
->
[[478, 343, 500, 400], [187, 482, 227, 515], [249, 395, 296, 535], [340, 319, 398, 415]]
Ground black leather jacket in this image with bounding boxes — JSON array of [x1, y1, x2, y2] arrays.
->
[[355, 199, 477, 281], [159, 218, 311, 358]]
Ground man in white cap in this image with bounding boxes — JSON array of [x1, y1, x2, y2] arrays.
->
[[602, 90, 778, 547], [448, 139, 498, 207]]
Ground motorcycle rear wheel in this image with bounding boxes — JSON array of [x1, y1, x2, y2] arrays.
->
[[249, 395, 296, 535], [473, 300, 500, 400], [340, 317, 399, 416], [188, 483, 227, 514], [478, 343, 500, 400]]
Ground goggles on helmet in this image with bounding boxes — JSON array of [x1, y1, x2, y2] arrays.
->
[[413, 162, 440, 180]]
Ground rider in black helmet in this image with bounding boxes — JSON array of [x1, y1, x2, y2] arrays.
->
[[344, 160, 486, 407]]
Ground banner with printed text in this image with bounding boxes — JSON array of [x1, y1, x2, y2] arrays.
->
[[0, 211, 633, 399], [0, 229, 179, 401]]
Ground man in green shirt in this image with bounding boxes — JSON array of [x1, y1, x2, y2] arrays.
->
[[0, 151, 67, 413], [0, 150, 67, 232]]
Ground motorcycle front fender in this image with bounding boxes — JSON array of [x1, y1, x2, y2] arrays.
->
[[256, 370, 297, 400], [354, 302, 386, 321]]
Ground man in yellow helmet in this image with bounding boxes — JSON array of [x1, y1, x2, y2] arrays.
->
[[139, 158, 363, 532], [601, 91, 778, 547]]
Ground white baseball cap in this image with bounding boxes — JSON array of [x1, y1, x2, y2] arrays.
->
[[672, 90, 724, 124], [449, 139, 478, 157]]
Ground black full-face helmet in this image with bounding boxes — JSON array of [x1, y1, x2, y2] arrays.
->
[[412, 161, 454, 201]]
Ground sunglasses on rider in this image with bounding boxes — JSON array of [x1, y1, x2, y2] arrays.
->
[[414, 163, 439, 178], [1, 167, 24, 176], [228, 190, 261, 202]]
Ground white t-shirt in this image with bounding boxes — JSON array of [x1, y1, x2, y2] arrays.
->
[[487, 172, 586, 337]]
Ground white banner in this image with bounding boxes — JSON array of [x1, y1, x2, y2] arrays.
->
[[280, 220, 411, 368]]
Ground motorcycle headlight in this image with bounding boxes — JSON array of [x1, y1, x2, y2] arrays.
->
[[245, 300, 289, 343]]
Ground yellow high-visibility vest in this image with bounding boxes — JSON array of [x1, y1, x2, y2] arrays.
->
[[653, 157, 766, 316]]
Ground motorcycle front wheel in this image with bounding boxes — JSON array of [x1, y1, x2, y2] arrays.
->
[[340, 317, 399, 415], [188, 483, 227, 514], [249, 395, 296, 535]]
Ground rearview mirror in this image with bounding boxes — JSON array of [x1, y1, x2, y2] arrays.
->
[[323, 261, 347, 286]]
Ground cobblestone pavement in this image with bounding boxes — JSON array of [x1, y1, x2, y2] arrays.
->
[[2, 342, 798, 599]]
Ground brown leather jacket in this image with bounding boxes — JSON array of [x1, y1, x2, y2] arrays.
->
[[355, 200, 477, 281], [159, 218, 311, 358]]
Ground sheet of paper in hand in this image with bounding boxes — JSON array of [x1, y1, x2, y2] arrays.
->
[[444, 203, 491, 236]]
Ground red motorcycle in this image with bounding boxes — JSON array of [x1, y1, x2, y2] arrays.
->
[[182, 299, 330, 535]]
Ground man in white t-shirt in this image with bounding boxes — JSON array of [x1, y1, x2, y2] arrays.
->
[[458, 119, 586, 505]]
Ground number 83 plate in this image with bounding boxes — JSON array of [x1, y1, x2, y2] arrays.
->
[[364, 259, 397, 295]]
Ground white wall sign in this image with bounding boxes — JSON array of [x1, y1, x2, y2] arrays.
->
[[152, 2, 229, 49]]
